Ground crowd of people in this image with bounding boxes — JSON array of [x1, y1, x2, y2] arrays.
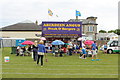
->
[[51, 40, 80, 57], [16, 40, 99, 67], [16, 40, 46, 67]]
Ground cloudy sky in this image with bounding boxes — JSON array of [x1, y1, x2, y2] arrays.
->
[[0, 0, 119, 32]]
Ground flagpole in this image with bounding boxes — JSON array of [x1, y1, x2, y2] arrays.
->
[[48, 15, 49, 21], [75, 10, 78, 22], [76, 16, 78, 22]]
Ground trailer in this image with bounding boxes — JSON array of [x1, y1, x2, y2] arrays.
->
[[0, 38, 25, 47]]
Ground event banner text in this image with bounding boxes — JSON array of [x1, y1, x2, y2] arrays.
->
[[42, 22, 82, 37]]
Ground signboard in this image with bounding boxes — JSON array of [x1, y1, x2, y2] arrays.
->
[[42, 22, 82, 38], [16, 39, 26, 47]]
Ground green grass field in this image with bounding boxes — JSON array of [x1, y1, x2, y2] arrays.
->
[[1, 47, 118, 78]]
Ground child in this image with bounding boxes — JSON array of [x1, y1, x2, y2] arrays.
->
[[80, 45, 86, 59], [91, 41, 99, 61], [103, 43, 107, 53]]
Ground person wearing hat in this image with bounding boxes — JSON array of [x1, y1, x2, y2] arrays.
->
[[37, 40, 46, 67]]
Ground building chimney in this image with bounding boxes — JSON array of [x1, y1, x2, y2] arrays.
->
[[35, 20, 38, 25]]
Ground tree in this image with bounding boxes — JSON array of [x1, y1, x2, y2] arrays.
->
[[115, 29, 120, 35], [108, 30, 115, 33], [99, 30, 107, 33]]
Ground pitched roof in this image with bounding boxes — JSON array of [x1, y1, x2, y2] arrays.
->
[[68, 19, 98, 25], [68, 16, 98, 25], [1, 21, 42, 31]]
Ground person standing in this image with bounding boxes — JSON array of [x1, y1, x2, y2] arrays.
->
[[52, 45, 55, 56], [91, 41, 98, 61], [103, 43, 107, 53], [37, 40, 46, 67], [16, 46, 21, 56], [27, 45, 32, 56], [67, 41, 73, 56], [32, 40, 38, 61]]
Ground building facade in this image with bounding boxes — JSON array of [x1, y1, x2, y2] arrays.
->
[[68, 16, 98, 40]]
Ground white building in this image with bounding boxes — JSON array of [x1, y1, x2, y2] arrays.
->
[[96, 33, 118, 40]]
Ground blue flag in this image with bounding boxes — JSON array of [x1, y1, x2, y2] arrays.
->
[[76, 10, 81, 16]]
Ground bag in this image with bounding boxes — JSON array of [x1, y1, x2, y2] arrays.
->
[[38, 52, 44, 55]]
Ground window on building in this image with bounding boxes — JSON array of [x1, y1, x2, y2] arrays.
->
[[101, 38, 103, 40], [93, 27, 94, 31], [88, 26, 94, 32]]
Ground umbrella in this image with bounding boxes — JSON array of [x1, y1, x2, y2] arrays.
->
[[84, 40, 94, 45], [21, 41, 34, 45], [51, 40, 65, 45], [40, 37, 46, 40]]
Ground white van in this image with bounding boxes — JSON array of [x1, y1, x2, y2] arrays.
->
[[107, 40, 120, 54]]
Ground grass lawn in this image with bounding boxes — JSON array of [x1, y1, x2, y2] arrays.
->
[[1, 47, 118, 78]]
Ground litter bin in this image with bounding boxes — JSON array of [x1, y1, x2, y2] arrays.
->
[[11, 46, 17, 54]]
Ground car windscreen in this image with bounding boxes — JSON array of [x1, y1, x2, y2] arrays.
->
[[107, 40, 113, 45]]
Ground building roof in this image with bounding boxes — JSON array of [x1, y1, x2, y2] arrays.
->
[[68, 19, 98, 25], [86, 16, 97, 19], [68, 16, 98, 25], [1, 20, 42, 31]]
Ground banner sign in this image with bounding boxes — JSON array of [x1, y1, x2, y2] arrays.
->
[[16, 40, 26, 47], [42, 22, 82, 37]]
